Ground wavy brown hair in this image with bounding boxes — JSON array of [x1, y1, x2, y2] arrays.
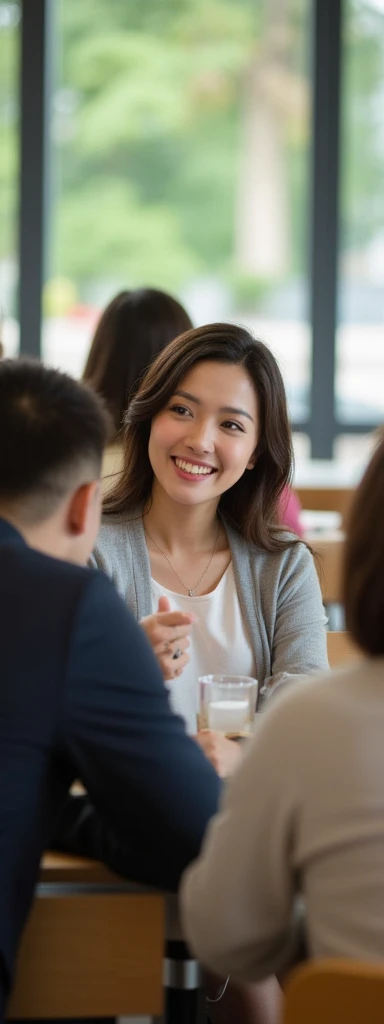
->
[[344, 429, 384, 655], [83, 288, 192, 439], [104, 322, 295, 552]]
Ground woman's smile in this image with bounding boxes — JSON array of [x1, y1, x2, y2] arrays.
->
[[171, 456, 218, 482]]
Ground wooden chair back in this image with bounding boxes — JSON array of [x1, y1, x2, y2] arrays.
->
[[310, 532, 345, 604], [296, 486, 354, 526], [326, 631, 360, 668], [284, 958, 384, 1024], [7, 854, 165, 1019]]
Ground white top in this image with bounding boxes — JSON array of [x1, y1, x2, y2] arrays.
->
[[181, 658, 384, 982], [151, 562, 256, 734]]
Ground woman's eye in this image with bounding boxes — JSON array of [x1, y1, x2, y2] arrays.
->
[[169, 404, 191, 417], [222, 420, 244, 432]]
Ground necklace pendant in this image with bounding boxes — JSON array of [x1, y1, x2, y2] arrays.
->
[[188, 588, 194, 597]]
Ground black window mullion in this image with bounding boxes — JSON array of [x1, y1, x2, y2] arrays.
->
[[18, 0, 52, 358], [308, 0, 342, 458]]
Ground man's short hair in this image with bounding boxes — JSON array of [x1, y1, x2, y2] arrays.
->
[[0, 359, 111, 522]]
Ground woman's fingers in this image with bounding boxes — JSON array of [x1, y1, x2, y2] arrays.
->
[[141, 612, 195, 650], [171, 653, 189, 677], [159, 637, 190, 673], [156, 610, 196, 628], [140, 605, 195, 679], [156, 635, 190, 658], [141, 611, 195, 636], [160, 648, 190, 681], [167, 636, 190, 656], [152, 623, 193, 653], [194, 731, 241, 777]]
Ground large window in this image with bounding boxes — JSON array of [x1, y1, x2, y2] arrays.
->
[[337, 0, 384, 428], [0, 0, 20, 357], [44, 0, 312, 430], [16, 0, 383, 465]]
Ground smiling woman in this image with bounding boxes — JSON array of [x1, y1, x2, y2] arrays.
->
[[90, 322, 328, 756]]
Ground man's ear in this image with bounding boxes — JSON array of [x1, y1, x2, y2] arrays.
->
[[67, 482, 99, 535]]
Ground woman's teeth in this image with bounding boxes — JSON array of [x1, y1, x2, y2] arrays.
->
[[174, 458, 213, 476]]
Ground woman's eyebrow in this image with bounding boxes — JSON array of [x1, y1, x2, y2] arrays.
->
[[173, 390, 254, 423], [174, 389, 201, 404], [220, 405, 254, 423]]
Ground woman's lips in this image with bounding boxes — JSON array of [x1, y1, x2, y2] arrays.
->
[[171, 456, 218, 481]]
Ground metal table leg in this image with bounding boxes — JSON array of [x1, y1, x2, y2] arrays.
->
[[164, 941, 206, 1024]]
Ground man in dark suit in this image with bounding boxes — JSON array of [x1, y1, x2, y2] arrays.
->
[[0, 359, 220, 1018]]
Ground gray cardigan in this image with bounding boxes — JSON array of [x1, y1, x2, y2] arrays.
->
[[90, 512, 328, 696]]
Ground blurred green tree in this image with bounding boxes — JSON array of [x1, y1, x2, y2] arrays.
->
[[52, 0, 309, 299], [2, 0, 384, 309]]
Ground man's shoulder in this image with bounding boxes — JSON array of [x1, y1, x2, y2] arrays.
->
[[0, 547, 118, 688], [0, 541, 115, 617], [0, 540, 88, 588]]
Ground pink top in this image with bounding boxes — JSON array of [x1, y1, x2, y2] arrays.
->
[[279, 486, 303, 537]]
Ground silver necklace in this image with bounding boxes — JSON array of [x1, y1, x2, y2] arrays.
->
[[144, 519, 220, 597]]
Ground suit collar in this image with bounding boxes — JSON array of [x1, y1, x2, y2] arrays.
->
[[0, 518, 26, 546]]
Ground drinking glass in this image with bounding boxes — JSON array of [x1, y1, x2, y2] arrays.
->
[[198, 674, 258, 739]]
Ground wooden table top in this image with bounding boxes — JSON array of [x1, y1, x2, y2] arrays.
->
[[39, 852, 162, 895], [40, 851, 127, 885]]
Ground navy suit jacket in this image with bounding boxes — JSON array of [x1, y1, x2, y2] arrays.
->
[[0, 518, 220, 1015]]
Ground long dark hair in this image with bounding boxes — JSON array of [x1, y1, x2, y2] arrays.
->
[[83, 288, 193, 439], [344, 429, 384, 655], [104, 323, 295, 552]]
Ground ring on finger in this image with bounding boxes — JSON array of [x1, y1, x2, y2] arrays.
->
[[172, 647, 183, 660]]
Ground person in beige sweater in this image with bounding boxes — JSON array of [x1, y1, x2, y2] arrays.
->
[[181, 430, 384, 982]]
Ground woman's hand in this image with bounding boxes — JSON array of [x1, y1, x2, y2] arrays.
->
[[194, 730, 242, 777], [140, 596, 195, 681]]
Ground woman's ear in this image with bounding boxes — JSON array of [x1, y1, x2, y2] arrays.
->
[[246, 448, 258, 471]]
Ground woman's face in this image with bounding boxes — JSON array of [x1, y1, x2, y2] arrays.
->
[[148, 360, 259, 508]]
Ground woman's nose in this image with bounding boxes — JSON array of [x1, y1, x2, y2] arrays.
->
[[185, 422, 215, 454]]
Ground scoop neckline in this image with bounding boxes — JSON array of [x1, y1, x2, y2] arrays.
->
[[150, 561, 232, 601]]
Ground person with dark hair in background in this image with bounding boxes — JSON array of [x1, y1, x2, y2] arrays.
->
[[0, 359, 220, 1019], [83, 288, 193, 494], [83, 287, 193, 439], [181, 428, 384, 983]]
